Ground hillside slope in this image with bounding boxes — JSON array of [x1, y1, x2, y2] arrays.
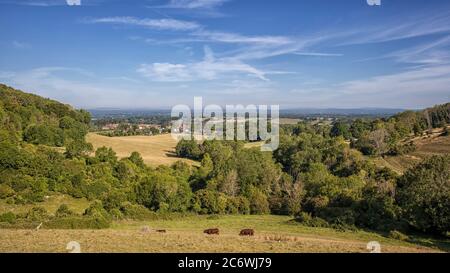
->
[[0, 84, 90, 147]]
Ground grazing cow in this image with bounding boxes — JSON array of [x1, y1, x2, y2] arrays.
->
[[239, 229, 255, 236], [203, 228, 220, 235], [156, 229, 166, 233]]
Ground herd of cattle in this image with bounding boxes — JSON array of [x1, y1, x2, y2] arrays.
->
[[203, 228, 254, 236], [141, 226, 254, 236]]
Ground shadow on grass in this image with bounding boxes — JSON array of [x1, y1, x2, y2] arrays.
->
[[164, 151, 179, 158], [358, 228, 450, 253], [405, 233, 450, 253], [287, 218, 450, 252]]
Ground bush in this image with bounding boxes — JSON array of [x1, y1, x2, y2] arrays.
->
[[109, 208, 124, 220], [0, 212, 16, 224], [317, 207, 357, 229], [295, 212, 329, 228], [120, 202, 156, 220], [26, 207, 49, 222], [397, 155, 450, 234], [389, 230, 409, 241], [45, 216, 111, 229], [55, 204, 75, 218], [0, 184, 15, 198], [237, 196, 251, 215], [388, 142, 416, 156], [248, 188, 270, 215], [192, 190, 227, 214], [83, 200, 111, 221], [102, 190, 128, 211], [175, 139, 202, 160], [355, 187, 400, 231], [303, 196, 329, 215]]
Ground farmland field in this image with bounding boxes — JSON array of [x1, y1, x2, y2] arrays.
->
[[86, 133, 198, 167], [0, 215, 446, 253]]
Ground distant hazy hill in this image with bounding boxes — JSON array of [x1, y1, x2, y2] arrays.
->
[[88, 108, 405, 119], [280, 108, 406, 117]]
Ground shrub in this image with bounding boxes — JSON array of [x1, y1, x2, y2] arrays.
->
[[45, 216, 111, 229], [0, 212, 16, 224], [109, 208, 123, 220], [248, 188, 270, 215], [83, 200, 111, 221], [0, 184, 15, 198], [26, 207, 49, 222], [389, 230, 409, 241], [295, 212, 329, 228], [237, 196, 251, 215], [317, 207, 356, 228], [102, 190, 128, 211], [192, 190, 227, 214], [55, 204, 76, 218], [303, 196, 329, 215], [120, 202, 156, 220]]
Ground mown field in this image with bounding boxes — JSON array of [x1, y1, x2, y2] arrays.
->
[[86, 133, 198, 167], [0, 214, 447, 253]]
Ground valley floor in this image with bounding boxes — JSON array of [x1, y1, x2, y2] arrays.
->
[[0, 215, 447, 253]]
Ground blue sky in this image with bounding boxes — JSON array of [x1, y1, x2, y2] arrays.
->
[[0, 0, 449, 109]]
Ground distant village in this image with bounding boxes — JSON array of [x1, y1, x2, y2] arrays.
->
[[97, 122, 169, 137]]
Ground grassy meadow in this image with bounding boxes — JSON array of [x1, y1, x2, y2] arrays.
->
[[0, 214, 447, 253]]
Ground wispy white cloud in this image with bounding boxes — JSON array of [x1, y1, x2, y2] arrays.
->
[[289, 65, 450, 108], [385, 35, 450, 65], [66, 0, 81, 6], [137, 46, 270, 82], [293, 52, 343, 57], [1, 67, 159, 108], [162, 0, 229, 9], [354, 34, 450, 66], [12, 41, 31, 49], [104, 76, 142, 84], [88, 16, 200, 31], [341, 12, 450, 45], [191, 30, 293, 46], [1, 0, 82, 6]]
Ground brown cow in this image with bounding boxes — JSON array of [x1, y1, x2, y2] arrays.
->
[[156, 229, 166, 233], [203, 228, 220, 235], [239, 229, 255, 236]]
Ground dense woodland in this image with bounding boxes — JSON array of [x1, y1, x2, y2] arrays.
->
[[0, 84, 449, 236]]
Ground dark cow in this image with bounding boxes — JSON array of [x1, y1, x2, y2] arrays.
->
[[203, 228, 220, 235], [156, 229, 166, 233], [239, 229, 255, 236]]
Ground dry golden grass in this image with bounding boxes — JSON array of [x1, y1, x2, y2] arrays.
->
[[373, 134, 450, 174], [0, 215, 445, 253], [279, 118, 302, 125], [0, 229, 438, 253], [86, 133, 198, 167], [412, 133, 450, 155]]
